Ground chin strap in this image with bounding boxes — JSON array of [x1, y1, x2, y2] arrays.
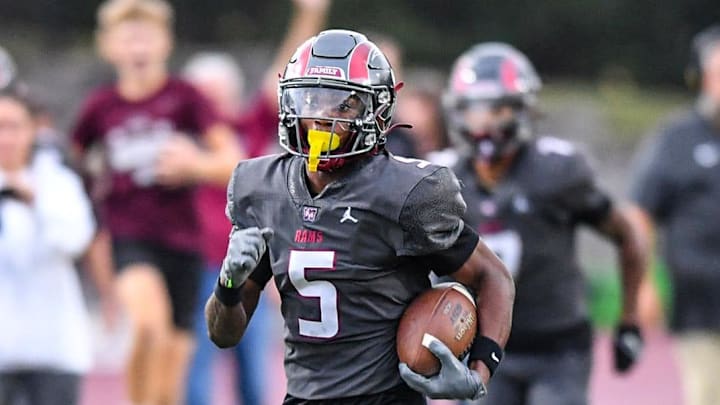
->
[[386, 122, 413, 131]]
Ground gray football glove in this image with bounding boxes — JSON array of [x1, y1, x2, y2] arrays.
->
[[219, 226, 274, 288], [399, 336, 487, 400]]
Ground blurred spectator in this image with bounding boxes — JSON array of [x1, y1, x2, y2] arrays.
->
[[366, 32, 419, 158], [0, 90, 96, 405], [630, 24, 720, 405], [396, 82, 456, 165], [180, 2, 329, 404], [70, 1, 241, 404], [182, 50, 276, 405], [444, 43, 648, 405]]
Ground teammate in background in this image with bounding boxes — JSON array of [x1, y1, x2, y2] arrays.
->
[[630, 25, 720, 405], [182, 1, 330, 403], [205, 30, 515, 404], [0, 90, 96, 405], [444, 43, 647, 405], [71, 1, 241, 404]]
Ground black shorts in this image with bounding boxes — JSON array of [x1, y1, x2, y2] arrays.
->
[[112, 239, 202, 331], [0, 371, 80, 405], [283, 384, 425, 405]]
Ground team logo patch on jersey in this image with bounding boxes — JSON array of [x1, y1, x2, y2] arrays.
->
[[479, 200, 497, 217], [512, 194, 530, 214], [694, 143, 719, 168], [340, 207, 358, 224], [302, 205, 319, 222], [306, 66, 346, 79]]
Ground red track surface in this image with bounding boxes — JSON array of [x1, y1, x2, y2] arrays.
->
[[80, 330, 682, 405]]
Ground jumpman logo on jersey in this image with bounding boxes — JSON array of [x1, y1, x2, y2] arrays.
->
[[340, 207, 358, 224]]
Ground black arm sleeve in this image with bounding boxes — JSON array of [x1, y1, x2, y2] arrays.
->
[[226, 165, 241, 227], [425, 225, 480, 276], [566, 181, 613, 226], [247, 251, 272, 289], [555, 151, 613, 226]]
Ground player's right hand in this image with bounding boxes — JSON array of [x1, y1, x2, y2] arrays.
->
[[399, 338, 487, 400], [219, 226, 274, 288]]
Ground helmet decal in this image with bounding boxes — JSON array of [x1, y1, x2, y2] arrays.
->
[[348, 42, 371, 84], [500, 59, 519, 93], [306, 65, 346, 79], [284, 40, 313, 80]]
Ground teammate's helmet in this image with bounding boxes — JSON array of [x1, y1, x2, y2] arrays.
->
[[443, 42, 541, 161], [278, 29, 397, 172], [0, 46, 17, 91]]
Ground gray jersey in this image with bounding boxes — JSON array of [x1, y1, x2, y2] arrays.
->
[[631, 110, 720, 331], [228, 152, 477, 400], [452, 137, 611, 347]]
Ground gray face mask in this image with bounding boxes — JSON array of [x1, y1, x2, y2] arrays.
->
[[697, 93, 720, 130]]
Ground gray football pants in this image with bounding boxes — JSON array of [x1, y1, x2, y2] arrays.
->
[[471, 348, 591, 405], [0, 371, 80, 405]]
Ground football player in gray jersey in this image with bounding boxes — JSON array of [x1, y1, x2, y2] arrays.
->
[[204, 30, 515, 405], [444, 43, 648, 405]]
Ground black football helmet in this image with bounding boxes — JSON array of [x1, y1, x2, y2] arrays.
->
[[443, 42, 541, 162], [278, 29, 397, 172]]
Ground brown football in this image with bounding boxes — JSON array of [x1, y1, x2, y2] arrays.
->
[[397, 282, 477, 376]]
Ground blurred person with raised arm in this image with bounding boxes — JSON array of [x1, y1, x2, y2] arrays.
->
[[70, 1, 241, 404]]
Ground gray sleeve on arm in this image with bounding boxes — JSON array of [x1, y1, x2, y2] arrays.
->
[[558, 153, 612, 225], [397, 167, 468, 256], [226, 166, 239, 226], [226, 165, 252, 228], [248, 251, 273, 289]]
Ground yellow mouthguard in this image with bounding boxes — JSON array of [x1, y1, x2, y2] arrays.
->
[[307, 129, 342, 172]]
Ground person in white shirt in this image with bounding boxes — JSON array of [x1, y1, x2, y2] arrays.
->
[[0, 89, 97, 405]]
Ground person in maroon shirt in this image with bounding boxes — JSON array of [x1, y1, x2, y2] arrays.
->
[[71, 1, 241, 404], [180, 2, 330, 404]]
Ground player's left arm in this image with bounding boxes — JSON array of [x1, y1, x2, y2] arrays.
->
[[396, 167, 514, 399], [595, 204, 647, 327], [450, 240, 515, 383], [593, 203, 649, 372], [565, 152, 649, 373]]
